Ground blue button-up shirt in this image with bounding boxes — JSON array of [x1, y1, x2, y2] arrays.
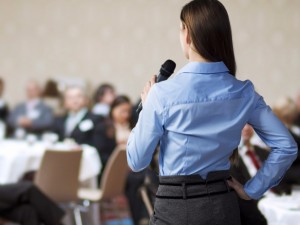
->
[[126, 61, 297, 200]]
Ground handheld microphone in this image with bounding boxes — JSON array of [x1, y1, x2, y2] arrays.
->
[[136, 59, 176, 113]]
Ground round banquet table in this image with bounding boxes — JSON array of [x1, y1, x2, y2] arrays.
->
[[258, 195, 300, 225], [0, 139, 102, 184]]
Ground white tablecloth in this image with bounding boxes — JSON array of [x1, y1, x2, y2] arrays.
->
[[258, 195, 300, 225], [0, 139, 102, 184]]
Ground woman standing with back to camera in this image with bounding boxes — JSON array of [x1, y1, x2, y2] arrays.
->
[[126, 0, 297, 224]]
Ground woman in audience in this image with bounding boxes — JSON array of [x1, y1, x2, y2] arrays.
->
[[95, 95, 134, 167], [95, 95, 148, 225], [110, 95, 134, 147], [92, 83, 116, 117]]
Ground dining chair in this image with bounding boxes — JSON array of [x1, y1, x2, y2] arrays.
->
[[34, 149, 83, 225], [77, 148, 129, 224], [139, 186, 154, 216]]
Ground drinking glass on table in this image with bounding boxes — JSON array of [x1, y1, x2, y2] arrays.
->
[[42, 132, 59, 145]]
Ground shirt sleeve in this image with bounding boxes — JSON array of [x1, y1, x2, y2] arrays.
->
[[126, 85, 164, 172], [245, 93, 298, 199]]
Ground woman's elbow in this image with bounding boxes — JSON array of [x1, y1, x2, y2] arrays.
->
[[127, 159, 146, 172], [126, 150, 148, 172], [287, 140, 298, 161]]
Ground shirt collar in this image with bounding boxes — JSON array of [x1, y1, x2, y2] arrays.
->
[[68, 108, 88, 119], [27, 98, 41, 108], [177, 61, 229, 75]]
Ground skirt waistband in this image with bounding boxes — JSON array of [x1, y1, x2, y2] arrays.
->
[[156, 170, 232, 200], [158, 170, 231, 184]]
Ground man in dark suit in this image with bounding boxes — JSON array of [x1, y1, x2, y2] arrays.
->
[[7, 80, 53, 137], [52, 86, 101, 145], [52, 86, 116, 161], [230, 124, 269, 225], [0, 182, 64, 225]]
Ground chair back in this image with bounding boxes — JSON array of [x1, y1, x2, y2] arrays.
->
[[34, 149, 82, 202], [100, 148, 129, 199], [140, 186, 154, 216]]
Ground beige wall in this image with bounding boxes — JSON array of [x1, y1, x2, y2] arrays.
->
[[0, 0, 299, 107]]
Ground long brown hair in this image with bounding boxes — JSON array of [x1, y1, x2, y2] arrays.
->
[[181, 0, 238, 164], [180, 0, 236, 76], [109, 95, 134, 129]]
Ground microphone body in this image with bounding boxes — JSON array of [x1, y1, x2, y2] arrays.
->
[[136, 60, 176, 113]]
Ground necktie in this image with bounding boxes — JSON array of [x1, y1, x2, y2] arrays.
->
[[246, 148, 261, 170]]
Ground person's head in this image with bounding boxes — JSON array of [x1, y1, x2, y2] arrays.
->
[[0, 78, 4, 97], [242, 124, 254, 143], [273, 96, 297, 127], [63, 86, 88, 113], [180, 0, 236, 75], [42, 79, 60, 98], [26, 80, 42, 100], [110, 95, 132, 125], [94, 83, 116, 105]]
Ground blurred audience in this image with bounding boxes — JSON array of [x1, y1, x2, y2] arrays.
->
[[0, 78, 9, 121], [92, 83, 116, 117], [2, 76, 300, 225], [0, 182, 64, 225], [7, 80, 53, 138]]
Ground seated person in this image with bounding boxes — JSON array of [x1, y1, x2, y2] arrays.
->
[[7, 80, 53, 137], [95, 95, 133, 169], [52, 86, 104, 148], [0, 182, 64, 225]]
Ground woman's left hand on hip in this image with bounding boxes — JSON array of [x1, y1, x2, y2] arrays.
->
[[227, 177, 251, 200]]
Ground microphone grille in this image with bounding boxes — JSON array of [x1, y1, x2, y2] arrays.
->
[[160, 59, 176, 77]]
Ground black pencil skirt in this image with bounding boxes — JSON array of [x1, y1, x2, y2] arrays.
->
[[149, 170, 241, 225]]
